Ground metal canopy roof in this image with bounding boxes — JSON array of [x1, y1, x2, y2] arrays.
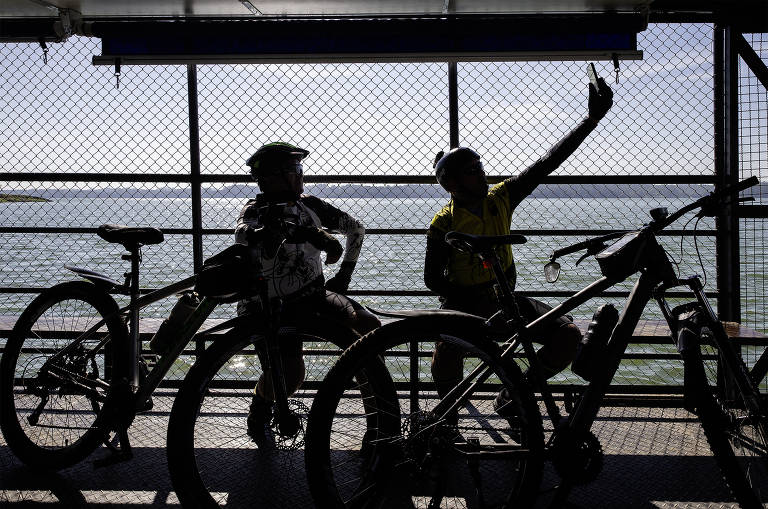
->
[[2, 0, 765, 20], [1, 1, 765, 63], [1, 1, 658, 18]]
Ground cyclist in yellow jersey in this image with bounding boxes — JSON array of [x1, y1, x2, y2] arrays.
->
[[425, 76, 614, 414]]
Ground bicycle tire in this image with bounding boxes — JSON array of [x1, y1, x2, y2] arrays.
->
[[167, 319, 369, 509], [305, 314, 545, 509], [694, 325, 768, 508], [0, 281, 126, 470]]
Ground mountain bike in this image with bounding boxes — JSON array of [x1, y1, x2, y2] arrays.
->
[[166, 216, 385, 508], [0, 211, 372, 476], [304, 176, 767, 508]]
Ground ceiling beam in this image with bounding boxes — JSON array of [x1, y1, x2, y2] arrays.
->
[[86, 14, 645, 65]]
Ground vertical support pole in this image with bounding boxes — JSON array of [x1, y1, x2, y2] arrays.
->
[[410, 339, 420, 414], [714, 26, 741, 323], [448, 61, 460, 148], [187, 64, 204, 273]]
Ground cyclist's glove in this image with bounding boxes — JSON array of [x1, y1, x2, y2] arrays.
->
[[289, 225, 343, 264], [326, 261, 355, 293], [588, 77, 613, 121]]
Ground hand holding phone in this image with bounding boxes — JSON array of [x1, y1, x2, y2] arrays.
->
[[587, 62, 613, 120], [587, 62, 599, 89]]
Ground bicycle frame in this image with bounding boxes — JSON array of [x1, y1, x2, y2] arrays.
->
[[433, 228, 694, 436]]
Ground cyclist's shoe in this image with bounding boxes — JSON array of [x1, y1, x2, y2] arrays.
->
[[494, 388, 526, 443], [136, 396, 154, 413], [493, 388, 518, 418], [441, 411, 467, 444], [136, 359, 153, 413], [247, 394, 273, 446]]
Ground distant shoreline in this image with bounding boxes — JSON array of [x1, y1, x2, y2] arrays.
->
[[0, 193, 49, 203], [2, 182, 765, 200]]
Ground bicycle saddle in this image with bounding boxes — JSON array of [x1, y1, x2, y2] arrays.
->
[[445, 231, 526, 253], [97, 224, 164, 247]]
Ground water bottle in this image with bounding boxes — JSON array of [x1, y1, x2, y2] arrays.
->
[[149, 291, 200, 356], [571, 303, 619, 381]]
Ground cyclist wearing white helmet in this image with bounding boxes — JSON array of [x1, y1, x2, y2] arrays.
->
[[238, 141, 380, 445], [426, 77, 614, 416]]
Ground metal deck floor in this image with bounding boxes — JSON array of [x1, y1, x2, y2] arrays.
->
[[0, 394, 746, 508]]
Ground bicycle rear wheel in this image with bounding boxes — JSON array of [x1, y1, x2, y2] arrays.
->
[[695, 324, 768, 507], [0, 281, 126, 470], [306, 314, 545, 509], [167, 320, 366, 509]]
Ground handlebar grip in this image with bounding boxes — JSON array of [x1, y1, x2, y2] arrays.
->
[[244, 226, 270, 245], [708, 176, 759, 204], [698, 176, 759, 217], [551, 240, 592, 260], [729, 176, 759, 194]]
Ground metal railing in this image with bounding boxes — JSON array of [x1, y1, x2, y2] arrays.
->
[[1, 22, 766, 396]]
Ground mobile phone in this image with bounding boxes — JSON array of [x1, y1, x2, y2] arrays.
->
[[587, 62, 600, 89]]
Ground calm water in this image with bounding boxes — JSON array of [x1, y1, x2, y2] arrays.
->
[[0, 195, 764, 385]]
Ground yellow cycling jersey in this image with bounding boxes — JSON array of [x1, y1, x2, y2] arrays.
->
[[428, 181, 515, 287]]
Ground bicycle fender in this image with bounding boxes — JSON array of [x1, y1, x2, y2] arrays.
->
[[200, 313, 361, 350], [366, 307, 483, 320], [366, 307, 514, 340], [65, 265, 121, 290], [367, 313, 509, 358]]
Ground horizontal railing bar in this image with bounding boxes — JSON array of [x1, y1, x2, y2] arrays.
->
[[0, 173, 718, 185], [0, 227, 192, 234], [0, 227, 717, 237], [738, 205, 768, 219], [0, 287, 719, 299], [136, 379, 689, 396]]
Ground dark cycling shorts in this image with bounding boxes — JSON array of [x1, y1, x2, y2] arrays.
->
[[256, 290, 367, 359], [441, 292, 573, 346]]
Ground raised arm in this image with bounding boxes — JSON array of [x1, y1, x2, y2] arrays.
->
[[507, 78, 613, 201]]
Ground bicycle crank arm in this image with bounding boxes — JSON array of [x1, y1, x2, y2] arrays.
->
[[45, 369, 109, 402], [27, 395, 49, 425], [450, 444, 531, 460]]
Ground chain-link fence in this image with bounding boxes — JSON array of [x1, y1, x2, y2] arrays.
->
[[0, 23, 766, 390]]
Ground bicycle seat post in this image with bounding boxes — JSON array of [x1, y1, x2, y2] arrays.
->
[[480, 249, 524, 324], [121, 243, 142, 387]]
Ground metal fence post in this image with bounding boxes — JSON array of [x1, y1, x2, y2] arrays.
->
[[448, 61, 460, 148], [187, 64, 204, 274], [714, 25, 741, 323]]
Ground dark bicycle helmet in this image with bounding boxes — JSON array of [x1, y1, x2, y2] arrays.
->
[[434, 147, 482, 186], [246, 142, 309, 182]]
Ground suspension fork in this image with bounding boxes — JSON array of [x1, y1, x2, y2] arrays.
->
[[262, 295, 299, 436], [688, 278, 764, 411]]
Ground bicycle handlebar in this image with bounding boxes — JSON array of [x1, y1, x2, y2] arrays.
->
[[550, 230, 627, 261], [652, 175, 759, 232], [550, 176, 759, 262], [245, 218, 342, 257]]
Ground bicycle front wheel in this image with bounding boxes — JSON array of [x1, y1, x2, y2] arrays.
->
[[696, 324, 768, 507], [167, 320, 366, 509], [306, 314, 545, 509], [0, 281, 126, 470]]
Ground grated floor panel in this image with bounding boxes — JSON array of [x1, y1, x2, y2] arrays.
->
[[0, 395, 747, 508]]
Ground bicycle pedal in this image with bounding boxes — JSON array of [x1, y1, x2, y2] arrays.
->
[[136, 395, 154, 413]]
